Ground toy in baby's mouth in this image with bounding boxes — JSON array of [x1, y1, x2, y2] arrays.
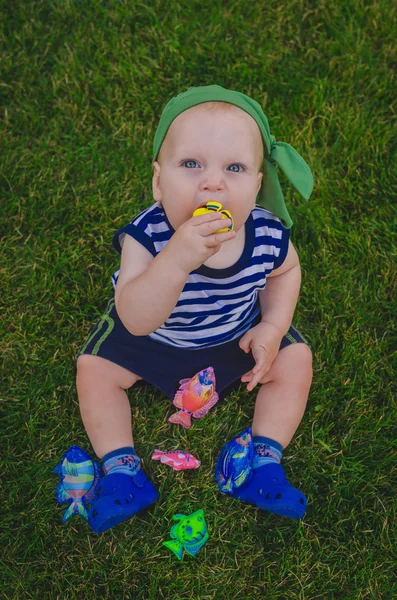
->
[[192, 201, 234, 232], [54, 445, 101, 522], [168, 367, 219, 429]]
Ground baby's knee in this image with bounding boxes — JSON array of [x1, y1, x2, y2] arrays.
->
[[296, 343, 313, 371], [266, 343, 312, 386], [288, 344, 313, 390], [76, 354, 140, 390]]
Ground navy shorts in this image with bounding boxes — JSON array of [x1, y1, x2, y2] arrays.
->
[[75, 297, 311, 401]]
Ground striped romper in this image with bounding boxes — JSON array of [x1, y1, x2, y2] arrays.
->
[[76, 202, 310, 399]]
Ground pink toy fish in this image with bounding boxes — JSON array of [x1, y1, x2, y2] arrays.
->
[[168, 367, 219, 429], [151, 449, 201, 471]]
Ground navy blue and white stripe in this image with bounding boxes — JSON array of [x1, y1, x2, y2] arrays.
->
[[111, 202, 289, 349]]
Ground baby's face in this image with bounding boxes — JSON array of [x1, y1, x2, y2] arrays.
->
[[152, 104, 263, 231]]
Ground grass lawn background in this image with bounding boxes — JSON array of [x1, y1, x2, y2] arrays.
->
[[1, 1, 396, 598]]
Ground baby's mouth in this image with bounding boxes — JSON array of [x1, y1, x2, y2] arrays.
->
[[197, 201, 223, 209]]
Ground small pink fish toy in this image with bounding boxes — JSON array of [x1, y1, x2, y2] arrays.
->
[[168, 367, 219, 429], [151, 449, 201, 471]]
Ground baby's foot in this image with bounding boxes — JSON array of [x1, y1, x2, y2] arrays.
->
[[229, 462, 306, 519], [88, 471, 158, 534]]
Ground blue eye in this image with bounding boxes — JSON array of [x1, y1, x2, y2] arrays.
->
[[227, 164, 244, 173], [183, 160, 200, 168]]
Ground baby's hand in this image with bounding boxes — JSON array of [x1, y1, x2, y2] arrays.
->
[[239, 322, 283, 391], [164, 212, 236, 274]]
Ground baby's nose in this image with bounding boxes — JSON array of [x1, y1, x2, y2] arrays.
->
[[199, 169, 225, 192]]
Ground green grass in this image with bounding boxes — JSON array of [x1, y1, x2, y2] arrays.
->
[[1, 0, 396, 598]]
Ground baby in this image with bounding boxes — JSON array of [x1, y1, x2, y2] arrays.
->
[[75, 85, 314, 534]]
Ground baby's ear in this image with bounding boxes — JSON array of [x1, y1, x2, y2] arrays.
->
[[256, 171, 263, 196], [152, 161, 162, 201]]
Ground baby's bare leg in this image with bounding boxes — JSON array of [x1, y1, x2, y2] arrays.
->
[[252, 344, 313, 448], [76, 354, 142, 458]]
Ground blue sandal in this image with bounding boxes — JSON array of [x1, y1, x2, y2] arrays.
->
[[230, 463, 306, 519], [88, 471, 158, 534]]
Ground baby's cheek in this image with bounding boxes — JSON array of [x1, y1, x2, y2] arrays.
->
[[170, 211, 192, 230], [229, 213, 246, 233]]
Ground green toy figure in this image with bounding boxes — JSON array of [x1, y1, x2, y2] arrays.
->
[[163, 510, 209, 560]]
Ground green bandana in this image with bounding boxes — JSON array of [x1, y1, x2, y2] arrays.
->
[[153, 85, 313, 228]]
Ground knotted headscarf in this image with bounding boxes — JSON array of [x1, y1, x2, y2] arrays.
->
[[152, 85, 313, 228]]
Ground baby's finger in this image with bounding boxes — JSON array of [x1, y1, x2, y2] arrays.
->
[[246, 371, 263, 391], [192, 211, 225, 227], [200, 217, 233, 237], [251, 348, 267, 375], [241, 370, 253, 382], [205, 228, 236, 247], [252, 359, 267, 375]]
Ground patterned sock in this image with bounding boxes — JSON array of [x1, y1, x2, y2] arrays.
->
[[102, 446, 141, 477], [252, 436, 283, 469]]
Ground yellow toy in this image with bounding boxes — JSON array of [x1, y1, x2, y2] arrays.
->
[[192, 201, 234, 233]]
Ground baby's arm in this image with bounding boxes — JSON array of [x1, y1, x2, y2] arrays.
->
[[114, 234, 186, 336], [259, 241, 301, 336], [239, 241, 302, 390], [115, 212, 235, 336]]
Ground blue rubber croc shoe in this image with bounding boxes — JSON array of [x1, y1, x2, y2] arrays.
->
[[88, 471, 158, 534], [230, 462, 306, 520]]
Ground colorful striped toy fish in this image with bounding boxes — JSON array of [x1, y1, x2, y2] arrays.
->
[[54, 445, 101, 522], [168, 367, 219, 429]]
